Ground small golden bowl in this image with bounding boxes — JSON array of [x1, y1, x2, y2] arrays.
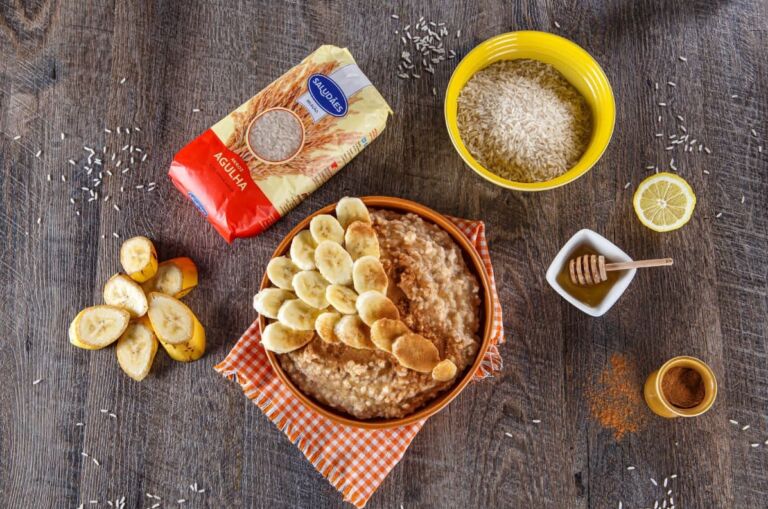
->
[[643, 356, 717, 418]]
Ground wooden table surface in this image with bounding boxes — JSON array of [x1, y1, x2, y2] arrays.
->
[[1, 1, 766, 507]]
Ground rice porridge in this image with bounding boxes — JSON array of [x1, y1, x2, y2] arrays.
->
[[278, 209, 481, 419]]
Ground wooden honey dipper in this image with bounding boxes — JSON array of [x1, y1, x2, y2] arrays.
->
[[569, 255, 673, 286]]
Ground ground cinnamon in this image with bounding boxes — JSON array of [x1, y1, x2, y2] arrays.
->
[[586, 353, 647, 440], [661, 367, 705, 408]]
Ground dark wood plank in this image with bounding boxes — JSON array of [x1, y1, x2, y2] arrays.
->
[[0, 0, 766, 508]]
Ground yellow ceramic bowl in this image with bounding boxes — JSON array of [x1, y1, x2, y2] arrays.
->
[[444, 31, 616, 191]]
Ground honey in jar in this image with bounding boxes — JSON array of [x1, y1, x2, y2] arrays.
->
[[555, 244, 621, 307]]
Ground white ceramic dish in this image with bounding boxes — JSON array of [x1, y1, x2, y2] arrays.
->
[[545, 229, 636, 317]]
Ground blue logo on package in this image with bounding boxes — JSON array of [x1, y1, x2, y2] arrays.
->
[[308, 74, 348, 117], [188, 192, 208, 217]]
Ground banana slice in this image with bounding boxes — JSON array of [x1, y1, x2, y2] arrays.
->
[[115, 321, 158, 381], [147, 292, 205, 362], [334, 314, 375, 350], [277, 299, 319, 331], [392, 333, 440, 373], [336, 197, 371, 229], [326, 285, 358, 314], [356, 291, 400, 326], [141, 257, 198, 298], [370, 318, 410, 352], [292, 270, 329, 309], [261, 322, 314, 353], [345, 221, 380, 261], [119, 236, 158, 283], [310, 214, 344, 244], [352, 256, 388, 294], [69, 305, 130, 350], [290, 230, 317, 270], [315, 312, 341, 343], [253, 288, 295, 319], [432, 359, 458, 382], [103, 273, 149, 318], [314, 240, 353, 285], [267, 256, 301, 290]]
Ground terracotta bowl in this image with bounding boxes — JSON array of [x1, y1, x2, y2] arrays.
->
[[259, 196, 495, 429]]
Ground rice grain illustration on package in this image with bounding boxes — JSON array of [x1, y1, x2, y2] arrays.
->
[[169, 45, 392, 242]]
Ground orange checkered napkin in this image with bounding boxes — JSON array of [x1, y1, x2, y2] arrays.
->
[[215, 218, 504, 507]]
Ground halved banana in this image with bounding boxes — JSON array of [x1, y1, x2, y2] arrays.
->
[[292, 270, 329, 309], [334, 314, 375, 350], [352, 256, 388, 294], [103, 273, 149, 318], [326, 285, 358, 314], [253, 288, 295, 319], [315, 312, 341, 343], [310, 214, 344, 245], [290, 230, 318, 270], [356, 291, 399, 326], [314, 240, 353, 286], [261, 322, 314, 353], [277, 299, 319, 331], [115, 321, 158, 381], [119, 236, 158, 283], [267, 256, 301, 290], [370, 318, 410, 353], [69, 305, 131, 350], [141, 257, 198, 298], [432, 359, 458, 382], [146, 292, 205, 362], [392, 333, 440, 373], [336, 197, 371, 229], [345, 221, 380, 261]]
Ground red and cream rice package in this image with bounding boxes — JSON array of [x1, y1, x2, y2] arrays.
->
[[169, 45, 392, 242]]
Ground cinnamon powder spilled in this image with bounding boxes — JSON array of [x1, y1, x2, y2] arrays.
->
[[586, 353, 647, 440]]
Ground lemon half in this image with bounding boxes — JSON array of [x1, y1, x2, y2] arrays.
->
[[633, 173, 696, 232]]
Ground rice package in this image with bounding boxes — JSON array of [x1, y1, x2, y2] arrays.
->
[[169, 45, 392, 242]]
